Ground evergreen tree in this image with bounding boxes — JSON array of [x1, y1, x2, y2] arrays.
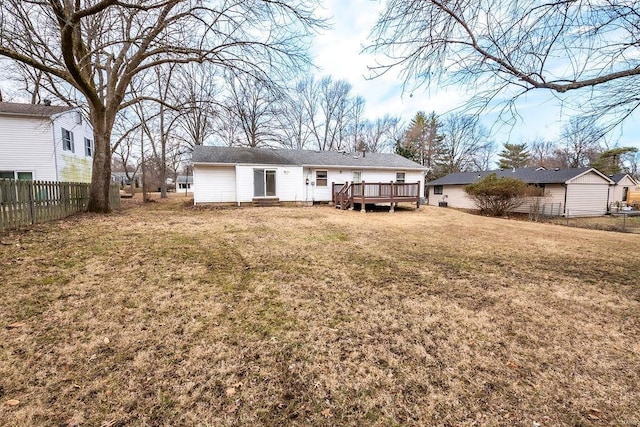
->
[[401, 111, 444, 179], [591, 147, 638, 175], [497, 143, 530, 169]]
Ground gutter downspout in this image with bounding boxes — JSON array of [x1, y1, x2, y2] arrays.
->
[[51, 118, 59, 181], [235, 164, 241, 207]]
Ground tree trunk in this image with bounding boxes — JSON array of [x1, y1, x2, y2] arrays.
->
[[87, 112, 112, 213]]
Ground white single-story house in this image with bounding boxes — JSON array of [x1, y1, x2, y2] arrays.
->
[[175, 175, 194, 193], [607, 173, 638, 207], [192, 145, 426, 206], [426, 167, 616, 217], [0, 101, 94, 183]]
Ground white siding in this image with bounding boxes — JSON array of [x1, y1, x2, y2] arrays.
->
[[609, 176, 637, 204], [52, 111, 93, 183], [304, 167, 424, 202], [0, 115, 57, 181], [193, 166, 236, 203], [567, 170, 608, 184], [428, 184, 568, 214], [427, 185, 476, 209], [236, 165, 304, 203], [565, 184, 609, 216], [513, 184, 566, 214]]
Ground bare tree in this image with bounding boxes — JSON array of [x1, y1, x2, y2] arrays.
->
[[275, 83, 313, 149], [437, 114, 490, 175], [0, 1, 321, 212], [359, 115, 400, 153], [224, 74, 280, 148], [302, 76, 354, 151], [528, 138, 560, 169], [173, 64, 220, 149], [367, 0, 640, 131], [556, 117, 605, 168], [348, 96, 367, 152], [473, 141, 496, 171]]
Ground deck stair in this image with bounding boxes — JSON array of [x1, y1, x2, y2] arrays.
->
[[252, 197, 281, 207]]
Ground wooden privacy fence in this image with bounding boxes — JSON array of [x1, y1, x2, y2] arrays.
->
[[0, 179, 121, 230]]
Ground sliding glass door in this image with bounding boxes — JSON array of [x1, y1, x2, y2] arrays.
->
[[253, 169, 276, 197]]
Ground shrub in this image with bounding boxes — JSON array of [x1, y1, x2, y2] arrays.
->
[[464, 173, 531, 216]]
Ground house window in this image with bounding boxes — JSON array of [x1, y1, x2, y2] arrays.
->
[[253, 169, 276, 197], [0, 171, 32, 180], [316, 170, 328, 187], [62, 128, 74, 152], [352, 171, 362, 184], [17, 172, 33, 180], [396, 172, 406, 183], [622, 187, 629, 202], [434, 185, 443, 195], [84, 138, 93, 157]]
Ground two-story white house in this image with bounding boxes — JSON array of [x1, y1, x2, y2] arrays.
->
[[0, 101, 94, 182]]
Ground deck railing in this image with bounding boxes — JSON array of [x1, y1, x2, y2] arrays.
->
[[0, 179, 121, 230], [332, 181, 421, 211]]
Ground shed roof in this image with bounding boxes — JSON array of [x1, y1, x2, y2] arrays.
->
[[427, 167, 613, 186], [608, 173, 638, 185], [0, 101, 75, 117], [192, 145, 426, 170]]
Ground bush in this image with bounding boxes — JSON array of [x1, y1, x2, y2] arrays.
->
[[464, 173, 531, 216]]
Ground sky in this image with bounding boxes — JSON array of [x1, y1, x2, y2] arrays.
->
[[1, 1, 637, 152], [311, 0, 640, 150]]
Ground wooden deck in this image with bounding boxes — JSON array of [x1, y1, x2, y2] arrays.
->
[[332, 181, 421, 212]]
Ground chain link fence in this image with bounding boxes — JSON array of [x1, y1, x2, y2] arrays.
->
[[529, 203, 640, 233]]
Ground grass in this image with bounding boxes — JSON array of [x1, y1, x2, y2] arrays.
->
[[1, 196, 639, 426], [548, 214, 640, 233]]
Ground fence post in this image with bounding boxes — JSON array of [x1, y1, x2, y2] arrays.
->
[[361, 180, 366, 212], [623, 213, 627, 232], [389, 181, 394, 213], [28, 180, 35, 225]]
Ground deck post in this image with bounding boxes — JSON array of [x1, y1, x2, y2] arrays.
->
[[416, 181, 420, 209], [331, 181, 335, 204], [389, 181, 394, 213], [361, 180, 366, 212]]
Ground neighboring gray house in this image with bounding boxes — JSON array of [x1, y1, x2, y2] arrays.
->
[[426, 167, 615, 217], [0, 101, 93, 182], [192, 146, 426, 205]]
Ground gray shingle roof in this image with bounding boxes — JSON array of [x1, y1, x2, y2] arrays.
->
[[0, 101, 75, 117], [192, 145, 426, 169], [608, 173, 637, 184], [176, 175, 193, 184], [426, 167, 611, 186]]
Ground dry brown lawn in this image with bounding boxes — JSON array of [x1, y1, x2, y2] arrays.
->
[[1, 197, 639, 426]]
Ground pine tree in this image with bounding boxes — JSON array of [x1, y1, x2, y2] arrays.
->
[[497, 143, 530, 169], [401, 111, 444, 179]]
